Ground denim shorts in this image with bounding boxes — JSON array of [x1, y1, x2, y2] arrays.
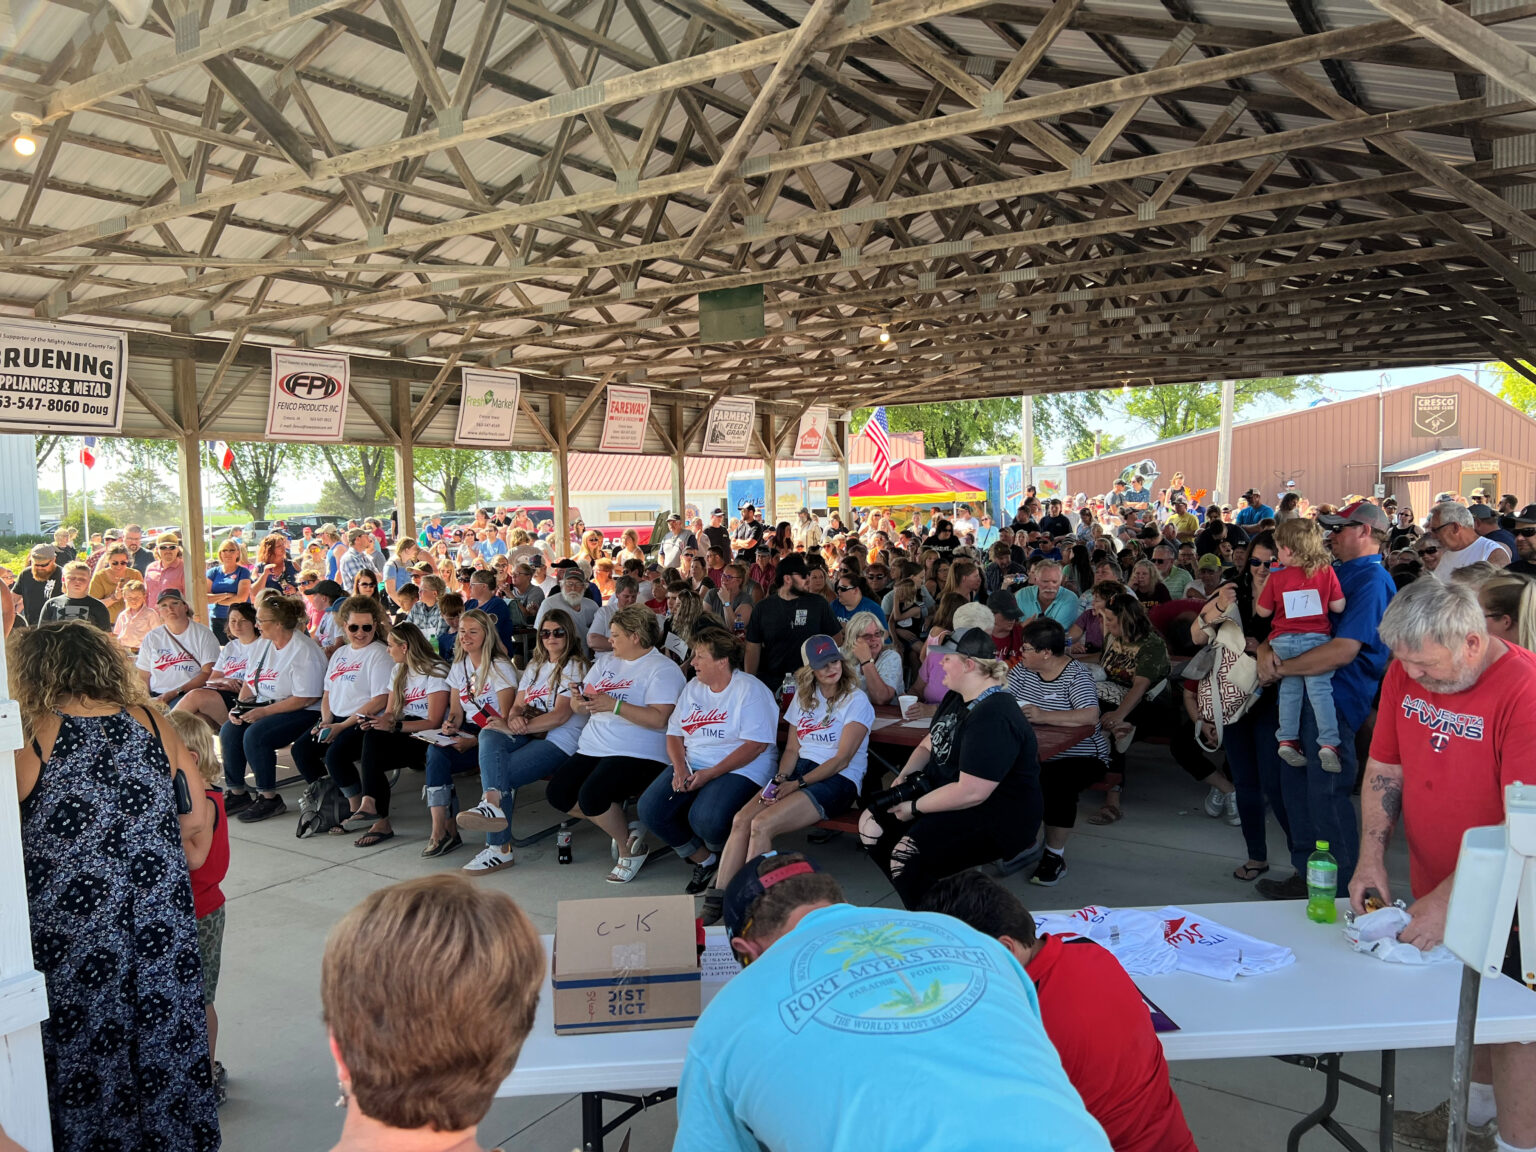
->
[[799, 773, 858, 820]]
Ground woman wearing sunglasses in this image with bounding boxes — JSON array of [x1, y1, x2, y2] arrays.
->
[[291, 596, 394, 820], [1415, 536, 1443, 575], [89, 543, 137, 625], [144, 532, 187, 604], [456, 608, 590, 872]]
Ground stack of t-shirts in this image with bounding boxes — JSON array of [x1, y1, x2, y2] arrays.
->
[[1155, 906, 1295, 980], [1032, 906, 1179, 975]]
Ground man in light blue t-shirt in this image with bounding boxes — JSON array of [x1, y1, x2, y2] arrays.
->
[[674, 853, 1110, 1152]]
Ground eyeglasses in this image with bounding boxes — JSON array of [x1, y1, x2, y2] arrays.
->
[[347, 623, 374, 633], [108, 560, 129, 568], [157, 544, 176, 551], [835, 585, 857, 593], [1419, 546, 1441, 555], [861, 629, 883, 640], [540, 627, 566, 638], [1247, 557, 1267, 567]]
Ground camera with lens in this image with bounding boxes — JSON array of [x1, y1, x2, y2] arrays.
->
[[868, 773, 929, 813]]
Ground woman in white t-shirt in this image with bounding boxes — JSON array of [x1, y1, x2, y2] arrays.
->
[[176, 601, 260, 730], [291, 595, 394, 813], [220, 594, 327, 824], [700, 633, 872, 926], [423, 609, 519, 858], [340, 622, 452, 847], [456, 607, 590, 873], [636, 626, 779, 895], [134, 588, 221, 707], [547, 604, 686, 883]]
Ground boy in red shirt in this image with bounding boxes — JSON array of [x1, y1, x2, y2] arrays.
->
[[169, 710, 232, 1106], [922, 872, 1197, 1152], [1255, 518, 1347, 771]]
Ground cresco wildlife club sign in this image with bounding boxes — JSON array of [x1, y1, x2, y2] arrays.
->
[[1412, 393, 1458, 438], [267, 348, 351, 441], [0, 318, 126, 433]]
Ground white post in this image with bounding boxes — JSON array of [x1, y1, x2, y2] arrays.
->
[[549, 389, 571, 559], [1215, 378, 1236, 507], [173, 357, 208, 623], [1021, 394, 1035, 492], [836, 418, 851, 527], [671, 403, 686, 519], [80, 440, 90, 544], [0, 627, 53, 1148]]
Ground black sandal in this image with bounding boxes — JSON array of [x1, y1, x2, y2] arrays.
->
[[1232, 862, 1270, 882], [354, 828, 395, 848]]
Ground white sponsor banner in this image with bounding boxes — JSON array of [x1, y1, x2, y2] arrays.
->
[[793, 406, 829, 459], [0, 318, 126, 433], [267, 348, 350, 441], [599, 384, 651, 453], [1032, 465, 1069, 504], [455, 368, 522, 447], [701, 396, 755, 457]]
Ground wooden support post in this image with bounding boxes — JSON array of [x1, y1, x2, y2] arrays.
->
[[1021, 394, 1035, 497], [671, 402, 686, 518], [836, 418, 852, 528], [1215, 378, 1236, 507], [391, 378, 415, 542], [173, 355, 208, 623], [550, 389, 571, 558], [761, 411, 777, 526]]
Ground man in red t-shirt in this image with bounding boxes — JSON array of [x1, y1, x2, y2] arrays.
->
[[1351, 578, 1536, 1152], [922, 871, 1196, 1152]]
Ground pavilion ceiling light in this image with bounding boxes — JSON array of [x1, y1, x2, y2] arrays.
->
[[878, 327, 892, 344], [11, 99, 42, 158], [11, 131, 35, 157]]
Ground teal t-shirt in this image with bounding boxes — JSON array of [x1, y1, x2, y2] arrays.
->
[[675, 904, 1110, 1152]]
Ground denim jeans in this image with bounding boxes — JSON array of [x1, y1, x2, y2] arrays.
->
[[476, 731, 573, 846], [1275, 706, 1360, 883], [1271, 631, 1340, 748], [220, 708, 318, 793], [637, 769, 762, 857], [424, 740, 480, 812], [1222, 691, 1292, 865]]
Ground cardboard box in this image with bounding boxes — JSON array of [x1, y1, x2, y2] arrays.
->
[[552, 894, 702, 1035]]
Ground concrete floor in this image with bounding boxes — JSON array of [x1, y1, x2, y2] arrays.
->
[[213, 745, 1441, 1152]]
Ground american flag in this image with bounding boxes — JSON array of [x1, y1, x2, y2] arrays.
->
[[78, 436, 97, 469], [863, 406, 891, 486]]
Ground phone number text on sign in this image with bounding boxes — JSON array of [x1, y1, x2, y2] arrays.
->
[[0, 318, 127, 434]]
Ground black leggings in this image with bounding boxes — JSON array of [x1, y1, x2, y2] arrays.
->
[[1105, 694, 1215, 784], [292, 723, 363, 786], [327, 729, 425, 819], [1040, 756, 1109, 828], [866, 804, 1037, 910], [545, 753, 667, 818]]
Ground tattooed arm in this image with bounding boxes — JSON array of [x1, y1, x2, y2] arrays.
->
[[1348, 757, 1404, 914]]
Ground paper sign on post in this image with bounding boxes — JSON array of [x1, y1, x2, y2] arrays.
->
[[454, 368, 521, 447], [0, 318, 126, 434], [267, 348, 350, 442], [793, 406, 828, 459], [701, 396, 755, 456], [599, 384, 651, 453]]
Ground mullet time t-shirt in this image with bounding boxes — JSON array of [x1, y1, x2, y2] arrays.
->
[[577, 649, 686, 762], [666, 670, 780, 784]]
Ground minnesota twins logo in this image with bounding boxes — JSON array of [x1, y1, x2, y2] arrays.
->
[[778, 918, 997, 1036], [1429, 732, 1452, 753]]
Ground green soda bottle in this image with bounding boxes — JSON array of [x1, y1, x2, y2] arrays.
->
[[1306, 840, 1338, 924]]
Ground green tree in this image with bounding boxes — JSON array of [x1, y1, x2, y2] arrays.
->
[[414, 448, 486, 511], [1491, 361, 1535, 413], [98, 464, 178, 525], [316, 445, 394, 519], [859, 399, 1022, 458], [35, 435, 65, 468], [1114, 376, 1321, 441], [102, 437, 305, 521], [1064, 429, 1127, 463]]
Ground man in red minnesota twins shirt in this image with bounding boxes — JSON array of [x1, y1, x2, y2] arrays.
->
[[1350, 578, 1536, 1152], [922, 870, 1196, 1151]]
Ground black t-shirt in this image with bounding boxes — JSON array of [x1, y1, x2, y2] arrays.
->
[[924, 689, 1041, 846], [745, 590, 840, 690], [922, 533, 959, 560], [15, 568, 63, 627], [732, 519, 765, 552], [1509, 558, 1536, 578], [39, 594, 111, 631], [702, 524, 731, 554], [1039, 514, 1072, 538]]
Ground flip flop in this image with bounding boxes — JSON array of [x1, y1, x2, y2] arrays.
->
[[354, 829, 395, 848], [1087, 805, 1124, 826], [1232, 862, 1270, 882]]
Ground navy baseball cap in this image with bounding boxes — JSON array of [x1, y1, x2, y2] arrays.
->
[[801, 634, 841, 670], [722, 852, 827, 940]]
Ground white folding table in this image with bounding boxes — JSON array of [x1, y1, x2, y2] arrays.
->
[[498, 899, 1536, 1152]]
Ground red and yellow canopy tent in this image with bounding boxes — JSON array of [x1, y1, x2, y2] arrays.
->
[[847, 458, 987, 508]]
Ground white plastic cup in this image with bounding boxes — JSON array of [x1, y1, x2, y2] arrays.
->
[[898, 695, 918, 720]]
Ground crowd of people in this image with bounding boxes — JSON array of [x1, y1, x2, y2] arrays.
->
[[6, 476, 1536, 1152]]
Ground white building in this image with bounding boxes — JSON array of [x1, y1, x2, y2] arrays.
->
[[0, 435, 40, 534]]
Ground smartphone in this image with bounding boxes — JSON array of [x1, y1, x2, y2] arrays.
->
[[316, 726, 333, 742], [173, 770, 194, 815]]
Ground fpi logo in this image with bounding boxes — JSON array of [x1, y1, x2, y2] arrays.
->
[[280, 371, 341, 399]]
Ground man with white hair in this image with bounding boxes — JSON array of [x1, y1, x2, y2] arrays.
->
[[1427, 500, 1509, 580], [1352, 578, 1536, 1152], [533, 568, 599, 652]]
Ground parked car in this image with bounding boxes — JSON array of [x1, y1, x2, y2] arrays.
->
[[273, 512, 349, 537]]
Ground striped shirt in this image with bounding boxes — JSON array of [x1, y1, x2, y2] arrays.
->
[[1006, 659, 1109, 764]]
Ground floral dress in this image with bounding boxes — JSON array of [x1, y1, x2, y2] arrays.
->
[[20, 709, 219, 1152]]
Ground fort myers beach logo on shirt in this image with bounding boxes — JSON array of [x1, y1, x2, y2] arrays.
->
[[778, 918, 998, 1036], [679, 706, 729, 736]]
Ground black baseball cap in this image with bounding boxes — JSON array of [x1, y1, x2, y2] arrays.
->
[[722, 852, 828, 940], [1513, 504, 1536, 526], [987, 589, 1022, 620], [776, 554, 809, 579], [308, 579, 345, 601], [934, 626, 997, 658]]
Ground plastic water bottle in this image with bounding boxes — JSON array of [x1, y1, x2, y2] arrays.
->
[[1306, 840, 1338, 924]]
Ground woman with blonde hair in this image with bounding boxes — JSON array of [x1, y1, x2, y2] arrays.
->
[[1480, 571, 1536, 650], [457, 607, 589, 872], [206, 538, 252, 643], [12, 621, 219, 1150], [1128, 558, 1170, 609], [111, 576, 157, 651], [346, 622, 452, 847], [616, 528, 645, 566], [422, 609, 518, 856], [89, 542, 136, 623], [575, 529, 607, 578], [701, 633, 872, 925], [841, 608, 903, 705], [859, 624, 1043, 907], [322, 875, 542, 1152]]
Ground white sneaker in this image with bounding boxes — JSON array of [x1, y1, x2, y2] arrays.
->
[[1203, 786, 1226, 818], [1224, 790, 1241, 826], [456, 801, 508, 834], [462, 845, 513, 873]]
